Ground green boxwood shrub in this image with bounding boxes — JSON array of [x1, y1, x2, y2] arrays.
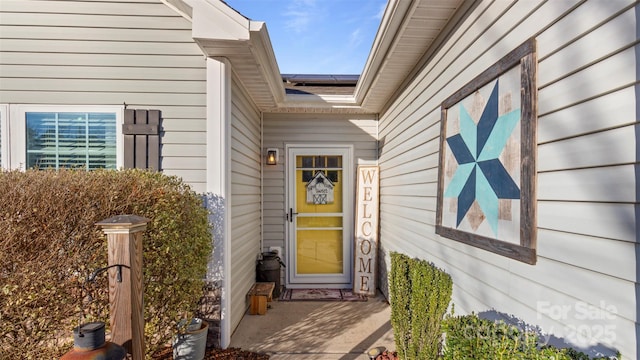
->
[[442, 313, 564, 360], [390, 252, 412, 359], [389, 254, 619, 360], [442, 313, 618, 360], [0, 169, 212, 359], [389, 252, 453, 359]]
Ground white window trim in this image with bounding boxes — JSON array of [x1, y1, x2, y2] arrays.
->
[[9, 105, 124, 170], [0, 104, 8, 170]]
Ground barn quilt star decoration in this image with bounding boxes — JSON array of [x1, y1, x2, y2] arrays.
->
[[435, 37, 537, 264], [443, 80, 520, 236]]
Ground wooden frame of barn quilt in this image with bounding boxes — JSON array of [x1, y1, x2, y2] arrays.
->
[[436, 38, 538, 264]]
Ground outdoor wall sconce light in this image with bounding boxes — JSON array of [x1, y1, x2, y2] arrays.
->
[[266, 148, 278, 165]]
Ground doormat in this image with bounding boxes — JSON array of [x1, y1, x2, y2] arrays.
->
[[279, 288, 367, 302]]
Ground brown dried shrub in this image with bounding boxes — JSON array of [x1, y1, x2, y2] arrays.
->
[[0, 169, 212, 359]]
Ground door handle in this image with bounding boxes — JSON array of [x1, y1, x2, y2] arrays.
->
[[288, 208, 298, 222]]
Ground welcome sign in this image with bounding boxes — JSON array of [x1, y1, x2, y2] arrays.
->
[[353, 166, 379, 296]]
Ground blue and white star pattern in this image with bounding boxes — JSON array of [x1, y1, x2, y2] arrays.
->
[[442, 66, 522, 240]]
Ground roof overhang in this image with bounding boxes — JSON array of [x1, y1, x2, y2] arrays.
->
[[166, 0, 464, 114]]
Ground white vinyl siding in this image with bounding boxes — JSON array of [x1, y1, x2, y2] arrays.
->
[[378, 0, 637, 358], [228, 75, 262, 333], [262, 113, 378, 264], [0, 0, 207, 191]]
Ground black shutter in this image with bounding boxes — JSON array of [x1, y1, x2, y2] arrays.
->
[[123, 109, 161, 170]]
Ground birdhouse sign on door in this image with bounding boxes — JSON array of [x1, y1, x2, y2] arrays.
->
[[306, 171, 334, 204]]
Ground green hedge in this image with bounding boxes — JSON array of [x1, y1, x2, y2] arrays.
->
[[389, 253, 619, 360], [390, 252, 453, 359], [442, 313, 619, 360], [0, 169, 212, 359], [442, 313, 569, 360]]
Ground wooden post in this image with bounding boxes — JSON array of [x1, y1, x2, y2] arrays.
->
[[96, 215, 150, 360]]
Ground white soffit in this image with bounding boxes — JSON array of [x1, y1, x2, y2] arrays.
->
[[357, 0, 464, 113], [172, 0, 463, 114]]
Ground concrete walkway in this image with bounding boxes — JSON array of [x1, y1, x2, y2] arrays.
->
[[229, 292, 395, 359]]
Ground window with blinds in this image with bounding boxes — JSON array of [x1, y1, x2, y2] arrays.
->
[[25, 112, 117, 170]]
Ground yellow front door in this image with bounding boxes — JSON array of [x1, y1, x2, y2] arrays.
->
[[287, 146, 353, 287]]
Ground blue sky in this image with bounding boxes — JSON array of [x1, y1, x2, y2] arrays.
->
[[224, 0, 387, 75]]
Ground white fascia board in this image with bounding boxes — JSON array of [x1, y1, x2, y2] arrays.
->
[[187, 0, 250, 41], [354, 0, 413, 105], [183, 1, 285, 109], [281, 94, 362, 112], [317, 95, 358, 104], [284, 94, 358, 106], [249, 21, 286, 105]]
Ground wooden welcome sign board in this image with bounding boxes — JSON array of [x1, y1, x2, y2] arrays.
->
[[354, 166, 379, 296]]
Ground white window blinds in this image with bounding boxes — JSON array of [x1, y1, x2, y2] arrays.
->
[[25, 112, 117, 170]]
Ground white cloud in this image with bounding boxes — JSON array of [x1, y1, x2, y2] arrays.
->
[[349, 28, 363, 48], [284, 10, 311, 33], [296, 0, 317, 6], [283, 0, 318, 33], [374, 2, 386, 20]]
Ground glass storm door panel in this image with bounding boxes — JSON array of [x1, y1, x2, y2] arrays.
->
[[287, 146, 352, 287]]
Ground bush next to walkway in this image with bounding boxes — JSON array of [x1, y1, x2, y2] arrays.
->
[[0, 169, 212, 359], [389, 252, 452, 359], [442, 313, 571, 360], [441, 312, 620, 359], [388, 253, 618, 360]]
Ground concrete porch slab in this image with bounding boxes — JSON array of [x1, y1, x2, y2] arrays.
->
[[229, 291, 395, 359]]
